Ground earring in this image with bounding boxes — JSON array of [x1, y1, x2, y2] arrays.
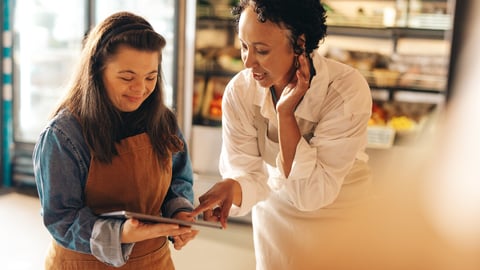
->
[[295, 56, 299, 68]]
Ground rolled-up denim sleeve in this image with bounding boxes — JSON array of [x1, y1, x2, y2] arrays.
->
[[162, 129, 195, 218], [90, 219, 134, 267], [34, 113, 133, 267]]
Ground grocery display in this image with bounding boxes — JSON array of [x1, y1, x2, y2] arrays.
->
[[192, 0, 453, 148], [201, 76, 230, 124], [323, 0, 453, 148], [193, 2, 240, 126], [371, 100, 435, 130], [324, 0, 451, 30]]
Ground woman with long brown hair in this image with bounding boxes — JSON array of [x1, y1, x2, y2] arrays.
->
[[33, 11, 197, 269]]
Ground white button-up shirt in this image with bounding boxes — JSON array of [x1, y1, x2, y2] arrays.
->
[[219, 51, 372, 216]]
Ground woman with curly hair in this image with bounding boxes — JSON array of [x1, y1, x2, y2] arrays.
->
[[193, 0, 373, 269]]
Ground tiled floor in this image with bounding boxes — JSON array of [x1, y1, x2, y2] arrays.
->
[[1, 189, 51, 270], [0, 188, 255, 270]]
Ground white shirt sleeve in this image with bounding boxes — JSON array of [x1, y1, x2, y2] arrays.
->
[[272, 111, 370, 211], [219, 78, 271, 216], [271, 66, 372, 211], [220, 58, 371, 214]]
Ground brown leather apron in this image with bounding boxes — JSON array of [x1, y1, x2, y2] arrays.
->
[[45, 133, 175, 269]]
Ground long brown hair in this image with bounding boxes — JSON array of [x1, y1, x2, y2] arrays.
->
[[54, 11, 183, 163]]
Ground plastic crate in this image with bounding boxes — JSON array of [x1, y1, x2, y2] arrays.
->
[[367, 126, 396, 149]]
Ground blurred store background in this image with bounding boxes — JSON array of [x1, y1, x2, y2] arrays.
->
[[0, 0, 456, 198], [4, 0, 480, 269]]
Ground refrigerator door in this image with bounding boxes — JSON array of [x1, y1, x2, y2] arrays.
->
[[94, 0, 197, 138], [95, 0, 178, 110], [12, 0, 189, 143], [8, 0, 195, 186], [12, 0, 86, 143]]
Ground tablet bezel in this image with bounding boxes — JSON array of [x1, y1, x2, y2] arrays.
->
[[100, 210, 223, 229]]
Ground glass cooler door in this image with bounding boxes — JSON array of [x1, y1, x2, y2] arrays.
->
[[12, 0, 87, 143]]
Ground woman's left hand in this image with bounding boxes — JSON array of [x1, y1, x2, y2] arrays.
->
[[276, 54, 311, 114], [170, 211, 199, 250]]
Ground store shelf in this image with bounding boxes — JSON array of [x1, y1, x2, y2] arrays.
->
[[325, 0, 452, 106], [192, 1, 452, 152], [328, 25, 448, 40], [195, 67, 237, 78], [328, 25, 394, 38], [196, 16, 236, 28]]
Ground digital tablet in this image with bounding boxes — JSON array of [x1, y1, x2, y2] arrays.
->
[[100, 210, 223, 230]]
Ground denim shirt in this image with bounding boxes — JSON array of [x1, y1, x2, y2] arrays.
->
[[33, 109, 194, 267]]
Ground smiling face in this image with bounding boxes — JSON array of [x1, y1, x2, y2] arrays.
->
[[102, 45, 159, 112], [238, 5, 297, 91]]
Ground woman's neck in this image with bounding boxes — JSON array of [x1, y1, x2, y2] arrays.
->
[[271, 60, 302, 95]]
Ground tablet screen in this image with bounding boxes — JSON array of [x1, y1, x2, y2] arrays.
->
[[100, 210, 223, 230]]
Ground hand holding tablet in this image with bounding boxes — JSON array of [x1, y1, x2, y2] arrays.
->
[[100, 210, 223, 230]]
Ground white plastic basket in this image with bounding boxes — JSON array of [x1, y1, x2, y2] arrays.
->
[[367, 126, 396, 149]]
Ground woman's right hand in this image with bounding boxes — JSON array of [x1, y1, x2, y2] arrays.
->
[[120, 218, 192, 243], [276, 54, 311, 115], [191, 179, 242, 229]]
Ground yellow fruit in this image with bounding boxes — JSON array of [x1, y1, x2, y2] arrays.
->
[[388, 116, 415, 131]]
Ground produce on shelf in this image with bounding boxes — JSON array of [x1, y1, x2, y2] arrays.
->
[[200, 76, 230, 124], [387, 116, 416, 132], [368, 101, 435, 133], [369, 102, 387, 126]]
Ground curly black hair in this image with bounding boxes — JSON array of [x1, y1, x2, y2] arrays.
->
[[232, 0, 327, 55]]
